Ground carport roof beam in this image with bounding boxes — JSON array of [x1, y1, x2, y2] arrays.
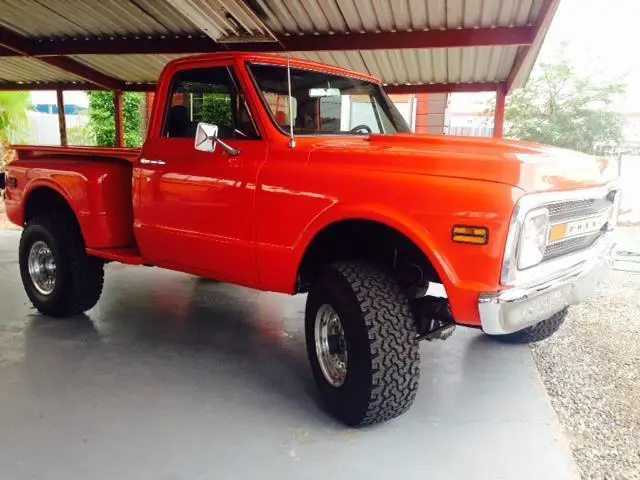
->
[[507, 0, 562, 91], [385, 82, 503, 94], [0, 81, 152, 91], [0, 27, 536, 57]]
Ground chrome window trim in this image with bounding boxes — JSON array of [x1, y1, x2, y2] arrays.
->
[[501, 184, 619, 287]]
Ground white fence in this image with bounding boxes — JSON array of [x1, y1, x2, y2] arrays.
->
[[446, 125, 494, 137], [21, 112, 90, 146]]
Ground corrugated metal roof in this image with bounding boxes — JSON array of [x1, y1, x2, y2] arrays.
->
[[0, 0, 271, 40], [71, 54, 189, 83], [0, 0, 556, 89], [166, 0, 275, 40], [256, 0, 544, 34], [288, 46, 518, 85], [251, 0, 542, 87], [61, 46, 517, 87], [0, 0, 200, 38], [0, 57, 82, 82]]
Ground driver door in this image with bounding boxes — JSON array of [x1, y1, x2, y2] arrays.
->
[[135, 63, 266, 285]]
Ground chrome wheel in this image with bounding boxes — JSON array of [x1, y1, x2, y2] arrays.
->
[[27, 240, 57, 296], [314, 304, 348, 387]]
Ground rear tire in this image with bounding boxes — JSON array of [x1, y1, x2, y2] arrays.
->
[[19, 213, 104, 317], [305, 261, 420, 426], [486, 309, 568, 344]]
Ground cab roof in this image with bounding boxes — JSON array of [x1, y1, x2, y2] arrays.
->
[[165, 52, 380, 85]]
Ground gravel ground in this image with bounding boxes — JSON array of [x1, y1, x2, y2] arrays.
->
[[531, 268, 640, 479]]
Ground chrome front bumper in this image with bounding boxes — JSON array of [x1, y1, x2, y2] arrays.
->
[[478, 240, 615, 335]]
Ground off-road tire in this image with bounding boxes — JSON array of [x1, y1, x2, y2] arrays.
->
[[305, 261, 420, 426], [487, 309, 568, 344], [19, 213, 104, 317]]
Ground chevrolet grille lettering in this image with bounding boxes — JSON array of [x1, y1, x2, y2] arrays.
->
[[549, 212, 609, 242]]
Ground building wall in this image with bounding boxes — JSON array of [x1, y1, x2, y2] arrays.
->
[[388, 93, 448, 134], [414, 93, 448, 135]]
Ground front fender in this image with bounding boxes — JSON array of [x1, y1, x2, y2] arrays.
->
[[286, 200, 514, 327], [256, 200, 459, 300], [292, 203, 459, 291]]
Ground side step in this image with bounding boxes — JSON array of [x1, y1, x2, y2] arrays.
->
[[86, 246, 145, 265]]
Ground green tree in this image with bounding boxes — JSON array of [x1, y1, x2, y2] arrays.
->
[[0, 92, 30, 167], [201, 94, 232, 127], [503, 60, 625, 154], [67, 124, 95, 146], [87, 92, 143, 147]]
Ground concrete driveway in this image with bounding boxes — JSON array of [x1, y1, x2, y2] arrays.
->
[[0, 230, 577, 479]]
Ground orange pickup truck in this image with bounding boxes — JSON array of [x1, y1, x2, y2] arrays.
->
[[1, 53, 620, 426]]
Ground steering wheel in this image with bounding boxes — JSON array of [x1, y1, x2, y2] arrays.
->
[[349, 124, 372, 134]]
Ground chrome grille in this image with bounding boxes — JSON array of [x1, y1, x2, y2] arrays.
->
[[542, 191, 616, 262], [547, 196, 612, 223], [543, 231, 602, 261]]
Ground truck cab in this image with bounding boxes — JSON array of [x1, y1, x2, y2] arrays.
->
[[1, 53, 620, 426]]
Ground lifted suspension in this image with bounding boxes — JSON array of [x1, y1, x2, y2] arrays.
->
[[412, 296, 456, 341]]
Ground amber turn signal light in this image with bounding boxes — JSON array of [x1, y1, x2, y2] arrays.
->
[[452, 226, 489, 245]]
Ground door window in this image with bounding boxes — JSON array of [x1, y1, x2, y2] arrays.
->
[[164, 66, 259, 140]]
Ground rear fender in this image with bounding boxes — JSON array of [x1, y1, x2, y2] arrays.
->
[[4, 176, 73, 226], [8, 161, 134, 248]]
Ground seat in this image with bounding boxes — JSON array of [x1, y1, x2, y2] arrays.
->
[[167, 105, 189, 138]]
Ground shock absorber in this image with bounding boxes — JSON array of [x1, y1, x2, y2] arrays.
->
[[412, 296, 456, 341]]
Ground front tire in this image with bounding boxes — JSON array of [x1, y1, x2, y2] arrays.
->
[[486, 309, 568, 344], [19, 213, 104, 317], [305, 262, 420, 426]]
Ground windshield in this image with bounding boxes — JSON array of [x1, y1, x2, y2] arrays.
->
[[248, 63, 410, 136]]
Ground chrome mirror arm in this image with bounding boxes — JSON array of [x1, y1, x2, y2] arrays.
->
[[215, 138, 240, 157]]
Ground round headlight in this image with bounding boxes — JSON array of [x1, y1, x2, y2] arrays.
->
[[517, 207, 550, 269]]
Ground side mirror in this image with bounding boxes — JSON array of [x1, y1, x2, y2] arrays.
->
[[195, 122, 240, 157]]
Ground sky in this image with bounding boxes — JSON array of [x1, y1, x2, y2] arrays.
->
[[542, 0, 639, 111], [451, 0, 639, 114]]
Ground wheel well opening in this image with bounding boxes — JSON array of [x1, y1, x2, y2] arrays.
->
[[297, 220, 442, 294], [24, 188, 74, 223], [24, 188, 83, 241]]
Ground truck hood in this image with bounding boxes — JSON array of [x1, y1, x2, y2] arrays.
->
[[309, 134, 616, 193]]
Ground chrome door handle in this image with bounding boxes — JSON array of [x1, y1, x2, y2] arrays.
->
[[140, 158, 166, 166]]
